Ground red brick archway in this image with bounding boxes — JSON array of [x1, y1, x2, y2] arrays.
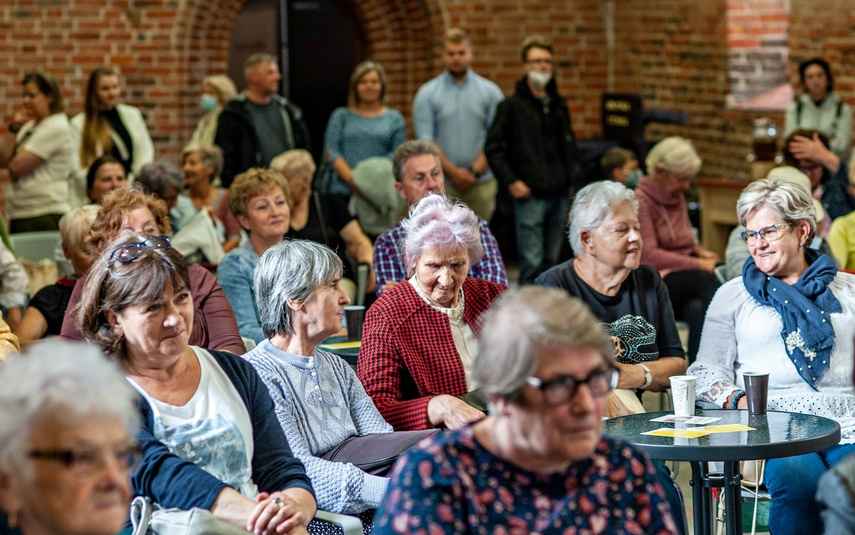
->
[[166, 0, 446, 159]]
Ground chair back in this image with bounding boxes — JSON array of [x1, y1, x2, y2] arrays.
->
[[9, 231, 61, 262], [9, 231, 63, 295]]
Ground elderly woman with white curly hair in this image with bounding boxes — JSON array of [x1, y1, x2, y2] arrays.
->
[[0, 341, 140, 535], [689, 178, 855, 535], [635, 136, 719, 362], [358, 194, 506, 431]]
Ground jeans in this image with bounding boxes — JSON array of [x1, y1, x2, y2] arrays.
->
[[513, 195, 567, 284], [764, 443, 855, 535]]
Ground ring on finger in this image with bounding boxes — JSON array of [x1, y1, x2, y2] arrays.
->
[[272, 497, 283, 510]]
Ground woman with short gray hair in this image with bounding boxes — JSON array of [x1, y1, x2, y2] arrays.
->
[[537, 181, 685, 411], [536, 180, 688, 532], [0, 341, 140, 535], [689, 178, 855, 535], [373, 287, 678, 534], [245, 239, 432, 520]]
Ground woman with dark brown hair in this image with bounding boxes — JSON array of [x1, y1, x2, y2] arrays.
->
[[76, 233, 316, 533], [59, 188, 245, 354]]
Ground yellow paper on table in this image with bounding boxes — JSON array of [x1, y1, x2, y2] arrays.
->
[[700, 424, 755, 433], [643, 428, 712, 439], [320, 341, 361, 350]]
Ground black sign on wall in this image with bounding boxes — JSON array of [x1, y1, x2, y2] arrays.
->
[[601, 93, 644, 147]]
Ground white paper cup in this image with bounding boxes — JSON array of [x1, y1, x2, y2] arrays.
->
[[670, 375, 697, 417]]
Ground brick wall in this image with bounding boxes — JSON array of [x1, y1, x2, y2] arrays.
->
[[727, 0, 789, 106], [0, 0, 851, 181]]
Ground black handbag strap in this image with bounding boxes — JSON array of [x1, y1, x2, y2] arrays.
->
[[312, 192, 331, 247]]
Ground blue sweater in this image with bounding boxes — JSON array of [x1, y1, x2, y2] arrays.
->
[[132, 349, 314, 510]]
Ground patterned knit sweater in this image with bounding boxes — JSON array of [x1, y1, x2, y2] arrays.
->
[[245, 340, 392, 514]]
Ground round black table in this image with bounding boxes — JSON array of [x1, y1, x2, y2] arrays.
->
[[604, 409, 841, 535]]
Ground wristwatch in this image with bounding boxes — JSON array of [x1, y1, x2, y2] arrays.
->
[[638, 363, 653, 390]]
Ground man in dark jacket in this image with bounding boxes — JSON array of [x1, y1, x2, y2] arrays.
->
[[215, 53, 310, 187], [485, 35, 577, 284]]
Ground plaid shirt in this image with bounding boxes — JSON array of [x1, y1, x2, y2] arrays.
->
[[357, 278, 506, 430], [373, 216, 508, 295]]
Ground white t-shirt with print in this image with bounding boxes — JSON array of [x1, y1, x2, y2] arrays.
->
[[128, 346, 259, 497]]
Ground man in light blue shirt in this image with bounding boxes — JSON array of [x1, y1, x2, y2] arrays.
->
[[412, 28, 505, 222]]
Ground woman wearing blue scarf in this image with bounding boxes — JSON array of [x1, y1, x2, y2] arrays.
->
[[689, 178, 855, 535]]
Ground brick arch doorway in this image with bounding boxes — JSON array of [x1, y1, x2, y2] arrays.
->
[[216, 0, 447, 158]]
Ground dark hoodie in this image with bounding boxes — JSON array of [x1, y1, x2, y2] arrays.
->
[[485, 76, 577, 197]]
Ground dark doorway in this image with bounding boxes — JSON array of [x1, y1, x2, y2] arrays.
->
[[228, 0, 366, 164]]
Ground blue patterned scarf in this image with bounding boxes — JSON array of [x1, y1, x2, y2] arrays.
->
[[742, 248, 841, 390]]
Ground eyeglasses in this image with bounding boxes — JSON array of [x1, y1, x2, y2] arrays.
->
[[29, 444, 141, 479], [740, 224, 788, 246], [525, 368, 618, 407], [110, 235, 171, 263]]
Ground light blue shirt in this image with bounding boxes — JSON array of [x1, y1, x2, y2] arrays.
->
[[412, 69, 505, 184], [216, 241, 263, 343]]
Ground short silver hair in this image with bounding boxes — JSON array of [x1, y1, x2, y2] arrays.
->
[[645, 136, 702, 177], [254, 239, 343, 338], [392, 140, 440, 182], [568, 180, 638, 255], [136, 159, 185, 196], [402, 194, 483, 273], [0, 341, 139, 477], [472, 286, 614, 399], [736, 178, 817, 241], [244, 53, 277, 83]]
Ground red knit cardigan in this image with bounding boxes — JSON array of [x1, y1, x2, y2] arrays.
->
[[357, 277, 506, 430]]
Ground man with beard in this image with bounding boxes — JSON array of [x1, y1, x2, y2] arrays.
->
[[412, 28, 505, 222]]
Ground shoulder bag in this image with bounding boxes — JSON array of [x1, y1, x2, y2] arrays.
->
[[130, 496, 251, 535]]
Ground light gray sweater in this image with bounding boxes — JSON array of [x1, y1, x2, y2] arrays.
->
[[245, 340, 391, 513]]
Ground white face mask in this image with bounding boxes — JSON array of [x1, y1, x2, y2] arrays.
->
[[528, 70, 553, 88]]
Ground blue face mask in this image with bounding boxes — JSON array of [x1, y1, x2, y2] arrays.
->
[[200, 94, 218, 113]]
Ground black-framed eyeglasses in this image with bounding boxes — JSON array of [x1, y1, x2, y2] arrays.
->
[[740, 224, 787, 246], [28, 444, 141, 478], [525, 368, 618, 407], [110, 235, 171, 263]]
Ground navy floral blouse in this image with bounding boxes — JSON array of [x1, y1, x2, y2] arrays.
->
[[373, 425, 678, 534]]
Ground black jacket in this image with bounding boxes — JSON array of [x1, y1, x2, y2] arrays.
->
[[485, 77, 577, 197], [215, 93, 311, 187]]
